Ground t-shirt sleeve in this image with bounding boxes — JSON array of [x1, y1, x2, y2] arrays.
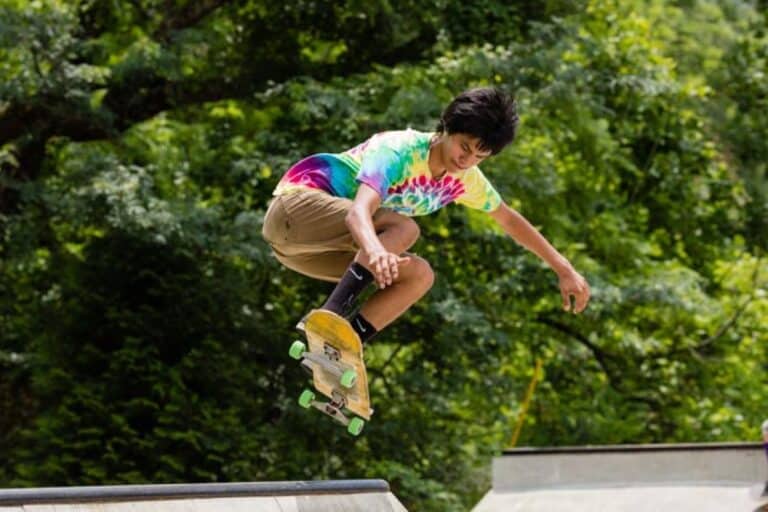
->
[[355, 146, 403, 201], [455, 167, 502, 212]]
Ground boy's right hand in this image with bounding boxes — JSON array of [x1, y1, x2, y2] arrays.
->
[[367, 249, 410, 289]]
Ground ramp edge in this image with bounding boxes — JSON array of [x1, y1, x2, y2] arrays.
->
[[0, 479, 391, 505]]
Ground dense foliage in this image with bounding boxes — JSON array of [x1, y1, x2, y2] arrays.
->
[[1, 1, 766, 510]]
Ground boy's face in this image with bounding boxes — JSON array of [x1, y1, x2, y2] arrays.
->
[[443, 132, 492, 172]]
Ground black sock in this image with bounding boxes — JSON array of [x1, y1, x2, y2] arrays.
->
[[350, 313, 378, 343], [321, 262, 374, 316]]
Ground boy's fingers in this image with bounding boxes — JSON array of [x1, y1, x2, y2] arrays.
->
[[374, 259, 386, 288], [577, 289, 590, 313], [575, 290, 585, 311], [370, 253, 411, 288], [561, 288, 571, 311], [383, 257, 394, 285]]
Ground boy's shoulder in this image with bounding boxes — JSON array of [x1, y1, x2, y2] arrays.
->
[[364, 128, 432, 152], [347, 128, 431, 159]]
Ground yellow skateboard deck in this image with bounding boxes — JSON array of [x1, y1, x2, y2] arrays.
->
[[295, 309, 372, 428]]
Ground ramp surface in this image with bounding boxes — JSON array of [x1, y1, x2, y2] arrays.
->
[[0, 479, 408, 512], [473, 442, 767, 511]]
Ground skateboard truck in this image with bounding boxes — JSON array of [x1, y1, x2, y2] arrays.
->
[[290, 341, 358, 389], [324, 344, 341, 361], [298, 388, 366, 436], [321, 391, 350, 423]]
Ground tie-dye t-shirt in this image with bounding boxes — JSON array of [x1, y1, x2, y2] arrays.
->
[[273, 129, 502, 217]]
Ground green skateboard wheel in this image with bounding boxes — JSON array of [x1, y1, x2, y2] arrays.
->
[[299, 389, 315, 408], [289, 340, 306, 360], [347, 417, 365, 436], [340, 369, 357, 388]]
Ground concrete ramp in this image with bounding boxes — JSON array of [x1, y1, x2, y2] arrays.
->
[[0, 479, 408, 512], [473, 442, 767, 512]]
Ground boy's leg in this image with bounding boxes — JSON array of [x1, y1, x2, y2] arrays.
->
[[262, 191, 362, 282], [320, 208, 420, 316], [360, 213, 434, 321], [263, 190, 433, 340], [331, 210, 428, 342], [320, 261, 374, 315], [350, 253, 434, 339]]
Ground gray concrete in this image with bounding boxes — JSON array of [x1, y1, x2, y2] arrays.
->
[[494, 442, 765, 490], [473, 442, 768, 511], [474, 484, 763, 512], [0, 480, 408, 512]]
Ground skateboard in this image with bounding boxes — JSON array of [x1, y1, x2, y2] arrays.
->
[[289, 309, 373, 436]]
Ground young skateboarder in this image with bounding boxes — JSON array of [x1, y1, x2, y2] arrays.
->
[[262, 87, 590, 342]]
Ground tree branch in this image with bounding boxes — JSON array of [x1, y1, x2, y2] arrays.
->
[[0, 97, 114, 148], [536, 315, 614, 372], [153, 0, 233, 40], [670, 256, 762, 356], [535, 314, 629, 393], [0, 104, 42, 146], [368, 341, 407, 396], [0, 136, 47, 214]]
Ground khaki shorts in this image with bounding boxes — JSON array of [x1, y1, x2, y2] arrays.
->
[[262, 189, 387, 282]]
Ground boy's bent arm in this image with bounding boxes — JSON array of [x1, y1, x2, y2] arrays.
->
[[346, 184, 408, 288], [346, 184, 386, 255], [489, 202, 590, 313]]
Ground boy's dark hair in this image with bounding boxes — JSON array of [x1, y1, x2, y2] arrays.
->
[[436, 87, 519, 155]]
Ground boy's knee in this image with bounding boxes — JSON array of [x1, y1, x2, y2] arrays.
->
[[410, 256, 435, 291], [374, 211, 421, 251], [401, 217, 420, 248]]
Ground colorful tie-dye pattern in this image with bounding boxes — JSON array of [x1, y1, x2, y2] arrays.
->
[[384, 174, 465, 216], [273, 129, 501, 216], [274, 153, 359, 199]]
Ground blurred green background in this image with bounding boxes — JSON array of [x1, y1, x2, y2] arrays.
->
[[1, 1, 766, 510]]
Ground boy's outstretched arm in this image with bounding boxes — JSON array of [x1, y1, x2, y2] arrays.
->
[[488, 202, 590, 313]]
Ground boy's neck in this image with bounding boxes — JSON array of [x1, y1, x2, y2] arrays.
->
[[428, 133, 448, 178]]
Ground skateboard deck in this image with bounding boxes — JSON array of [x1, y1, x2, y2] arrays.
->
[[289, 309, 372, 435]]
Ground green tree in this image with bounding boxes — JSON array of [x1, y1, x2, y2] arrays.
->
[[1, 1, 766, 511]]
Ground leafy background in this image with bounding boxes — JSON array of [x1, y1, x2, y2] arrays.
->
[[1, 1, 766, 510]]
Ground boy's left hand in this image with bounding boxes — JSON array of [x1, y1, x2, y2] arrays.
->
[[558, 268, 590, 314]]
